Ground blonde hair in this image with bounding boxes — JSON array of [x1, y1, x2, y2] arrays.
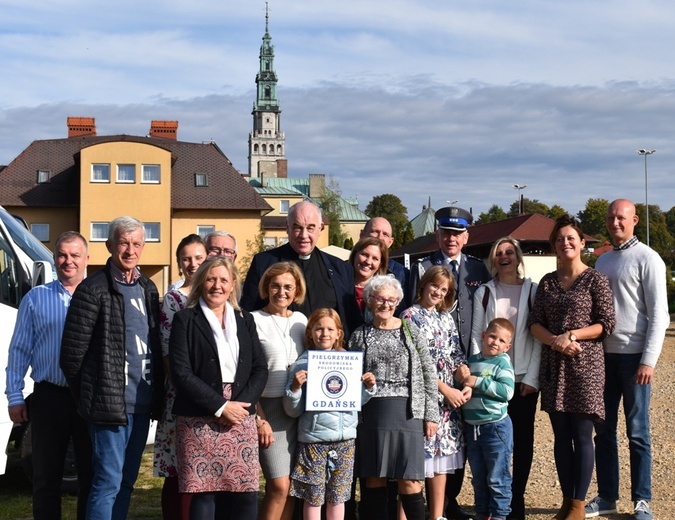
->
[[258, 262, 307, 304], [305, 308, 344, 351], [187, 256, 241, 310], [415, 265, 455, 312]]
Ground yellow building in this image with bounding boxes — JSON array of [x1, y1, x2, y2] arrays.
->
[[0, 117, 271, 293]]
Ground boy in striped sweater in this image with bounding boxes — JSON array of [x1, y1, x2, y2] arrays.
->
[[457, 318, 515, 520]]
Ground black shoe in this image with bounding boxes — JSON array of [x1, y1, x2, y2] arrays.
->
[[445, 503, 475, 520]]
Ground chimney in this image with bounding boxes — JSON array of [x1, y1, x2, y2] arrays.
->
[[67, 117, 96, 137], [149, 120, 178, 140], [276, 159, 288, 178], [308, 173, 326, 198]]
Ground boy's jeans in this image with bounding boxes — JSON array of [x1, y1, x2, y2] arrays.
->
[[466, 415, 513, 519]]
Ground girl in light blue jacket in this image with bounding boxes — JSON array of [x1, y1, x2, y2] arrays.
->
[[283, 308, 376, 520]]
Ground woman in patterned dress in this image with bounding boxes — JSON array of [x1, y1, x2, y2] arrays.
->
[[528, 216, 615, 520], [252, 262, 308, 520], [155, 234, 207, 520], [169, 256, 268, 520], [400, 266, 470, 520], [349, 275, 439, 520]]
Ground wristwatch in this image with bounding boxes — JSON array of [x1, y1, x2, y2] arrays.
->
[[569, 332, 577, 342]]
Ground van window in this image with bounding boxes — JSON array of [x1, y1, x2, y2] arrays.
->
[[0, 230, 20, 308], [0, 210, 53, 263]]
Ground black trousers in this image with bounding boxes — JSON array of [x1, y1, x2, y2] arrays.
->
[[508, 384, 539, 517], [30, 382, 92, 520]]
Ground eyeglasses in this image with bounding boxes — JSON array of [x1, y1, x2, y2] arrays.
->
[[270, 283, 296, 293], [208, 247, 236, 258], [369, 295, 399, 307]]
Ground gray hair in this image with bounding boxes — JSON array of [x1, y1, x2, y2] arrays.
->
[[55, 231, 88, 253], [108, 216, 144, 243], [287, 200, 323, 226], [205, 230, 238, 252], [363, 274, 404, 304]]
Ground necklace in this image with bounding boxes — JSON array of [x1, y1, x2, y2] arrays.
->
[[269, 310, 295, 370]]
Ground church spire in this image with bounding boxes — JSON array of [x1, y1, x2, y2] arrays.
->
[[248, 3, 286, 178]]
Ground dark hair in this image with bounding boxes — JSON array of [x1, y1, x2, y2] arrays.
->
[[348, 237, 389, 277], [175, 234, 207, 269], [415, 265, 455, 312], [549, 215, 585, 249]]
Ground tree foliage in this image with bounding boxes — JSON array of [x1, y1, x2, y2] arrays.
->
[[634, 204, 674, 263], [507, 198, 552, 218], [577, 198, 610, 238], [365, 194, 415, 248], [548, 204, 568, 221], [476, 204, 507, 224]]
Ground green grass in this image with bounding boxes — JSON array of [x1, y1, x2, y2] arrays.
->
[[0, 445, 162, 519]]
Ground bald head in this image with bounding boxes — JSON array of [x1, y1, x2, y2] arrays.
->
[[606, 198, 638, 246], [361, 217, 394, 249]]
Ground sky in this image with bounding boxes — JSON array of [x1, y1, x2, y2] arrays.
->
[[1, 0, 675, 220]]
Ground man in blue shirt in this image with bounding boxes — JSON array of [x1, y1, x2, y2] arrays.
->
[[5, 231, 92, 520]]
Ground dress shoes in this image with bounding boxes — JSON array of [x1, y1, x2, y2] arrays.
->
[[445, 503, 475, 520]]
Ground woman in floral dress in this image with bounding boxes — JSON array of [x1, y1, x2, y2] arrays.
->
[[401, 265, 471, 520], [154, 234, 207, 520], [528, 215, 615, 520]]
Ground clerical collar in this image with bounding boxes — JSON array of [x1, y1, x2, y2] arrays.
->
[[613, 236, 639, 251], [298, 254, 311, 260]]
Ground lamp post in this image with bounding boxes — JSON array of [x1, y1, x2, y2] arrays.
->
[[446, 200, 459, 206], [637, 149, 655, 247], [513, 184, 527, 215]]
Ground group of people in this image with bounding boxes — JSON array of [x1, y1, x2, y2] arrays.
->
[[4, 198, 668, 520]]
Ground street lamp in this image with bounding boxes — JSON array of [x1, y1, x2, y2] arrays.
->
[[513, 184, 527, 215], [637, 149, 655, 247], [446, 200, 459, 206]]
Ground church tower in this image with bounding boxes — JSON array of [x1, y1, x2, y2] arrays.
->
[[248, 3, 286, 179]]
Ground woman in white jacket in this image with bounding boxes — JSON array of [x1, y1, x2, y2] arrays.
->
[[470, 236, 541, 520]]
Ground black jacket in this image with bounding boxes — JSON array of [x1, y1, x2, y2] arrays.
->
[[240, 243, 361, 338], [60, 260, 163, 425], [169, 305, 268, 417]]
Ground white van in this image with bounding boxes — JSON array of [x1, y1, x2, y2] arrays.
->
[[0, 205, 55, 476]]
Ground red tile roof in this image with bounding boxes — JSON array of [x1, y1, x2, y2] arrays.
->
[[0, 135, 271, 212]]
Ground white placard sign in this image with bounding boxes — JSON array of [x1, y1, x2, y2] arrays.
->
[[305, 350, 364, 411]]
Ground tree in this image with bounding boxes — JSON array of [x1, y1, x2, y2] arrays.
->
[[507, 198, 550, 218], [238, 224, 265, 278], [577, 198, 610, 238], [666, 205, 675, 238], [634, 204, 674, 262], [547, 204, 568, 221], [365, 194, 415, 248], [319, 177, 350, 247], [476, 204, 507, 224]]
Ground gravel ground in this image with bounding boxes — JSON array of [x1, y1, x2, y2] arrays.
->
[[456, 319, 675, 519]]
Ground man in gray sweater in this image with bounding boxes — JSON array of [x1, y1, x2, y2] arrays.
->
[[586, 199, 669, 520]]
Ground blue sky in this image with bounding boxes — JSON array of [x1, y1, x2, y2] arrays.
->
[[1, 0, 674, 219]]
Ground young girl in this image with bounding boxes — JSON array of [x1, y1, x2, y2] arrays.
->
[[283, 308, 377, 520]]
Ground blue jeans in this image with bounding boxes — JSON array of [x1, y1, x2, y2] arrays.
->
[[465, 415, 513, 519], [87, 413, 151, 520], [594, 353, 652, 502]]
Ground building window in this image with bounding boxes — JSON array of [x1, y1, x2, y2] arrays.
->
[[91, 222, 109, 242], [117, 164, 135, 183], [37, 170, 51, 184], [195, 173, 208, 187], [280, 200, 290, 214], [142, 164, 160, 183], [30, 223, 49, 242], [91, 164, 110, 183], [197, 225, 214, 239], [143, 222, 160, 242], [263, 237, 277, 250]]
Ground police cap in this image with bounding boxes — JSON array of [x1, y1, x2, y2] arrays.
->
[[435, 206, 473, 231]]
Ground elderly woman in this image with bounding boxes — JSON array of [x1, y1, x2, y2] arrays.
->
[[251, 262, 308, 520], [348, 274, 439, 520], [470, 236, 541, 520], [401, 266, 470, 520], [348, 237, 388, 317], [155, 234, 207, 519], [528, 216, 615, 520], [169, 256, 268, 520]]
